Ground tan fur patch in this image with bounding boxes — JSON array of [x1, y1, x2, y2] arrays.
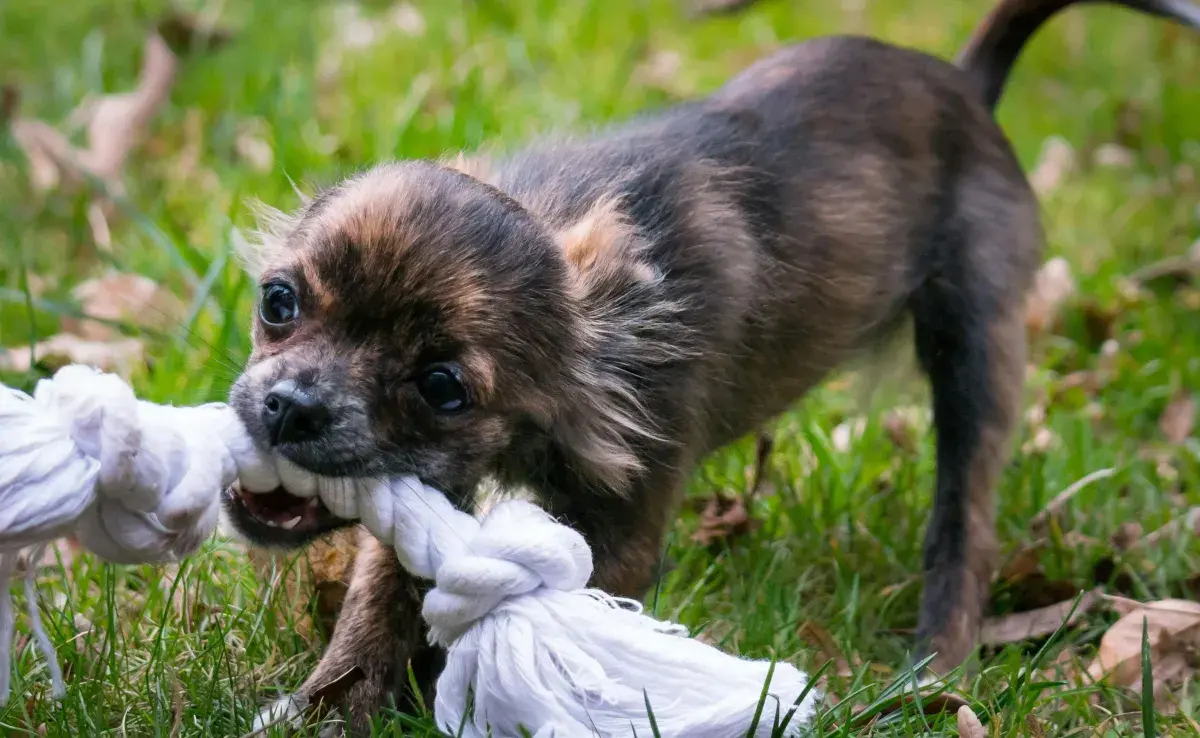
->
[[443, 152, 495, 184], [556, 198, 654, 291], [299, 256, 337, 314], [459, 347, 497, 403], [315, 169, 418, 249]]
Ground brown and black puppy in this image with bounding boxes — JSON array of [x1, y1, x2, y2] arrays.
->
[[224, 0, 1200, 732]]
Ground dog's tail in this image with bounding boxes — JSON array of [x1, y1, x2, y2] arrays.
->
[[957, 0, 1200, 111]]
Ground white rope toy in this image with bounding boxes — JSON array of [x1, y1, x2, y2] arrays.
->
[[0, 365, 819, 737]]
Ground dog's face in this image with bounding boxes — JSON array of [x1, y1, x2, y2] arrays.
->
[[223, 161, 586, 547]]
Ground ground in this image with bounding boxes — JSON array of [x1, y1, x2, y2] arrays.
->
[[1, 0, 1199, 735]]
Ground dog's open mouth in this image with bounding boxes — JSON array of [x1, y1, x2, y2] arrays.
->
[[223, 483, 347, 546]]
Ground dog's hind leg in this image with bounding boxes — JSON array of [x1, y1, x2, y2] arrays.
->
[[909, 167, 1037, 675]]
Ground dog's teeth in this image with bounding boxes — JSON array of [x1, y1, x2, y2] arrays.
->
[[306, 498, 320, 510], [280, 516, 302, 530], [262, 519, 281, 528]]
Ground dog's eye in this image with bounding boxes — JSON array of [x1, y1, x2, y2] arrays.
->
[[260, 283, 299, 326], [415, 366, 469, 413]]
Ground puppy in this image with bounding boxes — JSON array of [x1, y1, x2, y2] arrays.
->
[[223, 0, 1200, 732]]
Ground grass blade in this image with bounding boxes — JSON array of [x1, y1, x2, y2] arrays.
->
[[746, 656, 778, 737], [1142, 616, 1156, 738], [644, 688, 663, 738]]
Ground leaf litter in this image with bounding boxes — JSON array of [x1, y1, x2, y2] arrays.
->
[[9, 31, 179, 250], [1, 270, 185, 379]]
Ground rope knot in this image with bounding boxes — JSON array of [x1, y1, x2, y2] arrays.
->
[[391, 491, 592, 646]]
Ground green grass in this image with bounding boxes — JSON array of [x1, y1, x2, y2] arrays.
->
[[2, 0, 1199, 735]]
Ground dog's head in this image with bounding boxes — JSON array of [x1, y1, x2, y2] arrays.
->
[[223, 160, 674, 547]]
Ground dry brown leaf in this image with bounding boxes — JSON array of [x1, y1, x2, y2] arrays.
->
[[1029, 137, 1075, 195], [797, 621, 855, 677], [2, 334, 146, 379], [1025, 257, 1076, 334], [62, 271, 186, 341], [998, 540, 1045, 582], [1159, 390, 1196, 445], [1111, 521, 1144, 551], [236, 118, 275, 173], [10, 118, 78, 192], [246, 526, 359, 639], [79, 35, 177, 188], [957, 705, 987, 738], [1087, 599, 1200, 688], [855, 689, 971, 723], [691, 492, 760, 547], [10, 33, 177, 249], [1136, 507, 1200, 550], [980, 589, 1101, 647]]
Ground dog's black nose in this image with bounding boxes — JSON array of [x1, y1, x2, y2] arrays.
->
[[262, 380, 331, 445]]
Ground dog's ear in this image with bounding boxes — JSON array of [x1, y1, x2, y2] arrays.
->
[[548, 198, 683, 494], [555, 197, 656, 293], [237, 200, 301, 278]]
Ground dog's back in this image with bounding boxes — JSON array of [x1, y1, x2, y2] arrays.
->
[[251, 1, 1200, 732]]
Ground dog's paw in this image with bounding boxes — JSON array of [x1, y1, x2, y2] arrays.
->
[[253, 693, 309, 733]]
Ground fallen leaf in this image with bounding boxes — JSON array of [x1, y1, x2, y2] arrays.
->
[[691, 492, 759, 547], [1093, 143, 1136, 169], [11, 118, 77, 192], [246, 525, 358, 640], [75, 34, 177, 192], [1158, 390, 1196, 444], [980, 589, 1101, 647], [998, 541, 1044, 582], [1087, 599, 1200, 692], [9, 33, 178, 251], [235, 118, 275, 173], [2, 334, 146, 379], [1111, 522, 1144, 551], [1025, 257, 1076, 334], [797, 621, 854, 677], [1029, 137, 1075, 196], [1136, 507, 1200, 550], [63, 270, 186, 341], [854, 689, 971, 724], [170, 675, 184, 738], [957, 705, 987, 738]]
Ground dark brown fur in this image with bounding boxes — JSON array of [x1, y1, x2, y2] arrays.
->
[[225, 0, 1200, 732]]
